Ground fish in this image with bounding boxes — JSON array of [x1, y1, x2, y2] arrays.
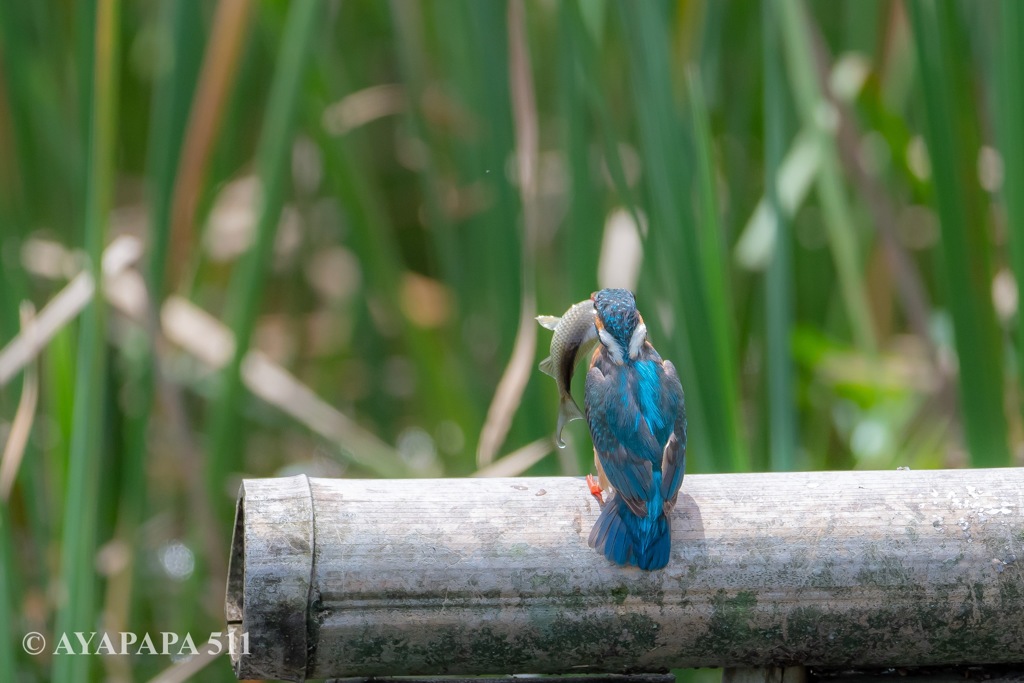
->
[[536, 298, 599, 447]]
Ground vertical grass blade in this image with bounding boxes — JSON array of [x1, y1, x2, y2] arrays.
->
[[105, 0, 206, 639], [389, 0, 515, 465], [0, 512, 15, 683], [169, 0, 253, 288], [475, 0, 541, 466], [561, 1, 644, 236], [425, 0, 521, 362], [557, 1, 602, 297], [686, 69, 748, 470], [763, 0, 798, 470], [558, 1, 642, 469], [310, 53, 480, 473], [207, 1, 321, 513], [389, 0, 462, 294], [0, 2, 83, 230], [53, 0, 118, 681], [996, 0, 1024, 423], [147, 0, 204, 298], [0, 2, 42, 222], [616, 0, 746, 472], [909, 0, 1011, 467], [778, 0, 876, 354], [0, 1, 32, 358], [777, 3, 872, 346]]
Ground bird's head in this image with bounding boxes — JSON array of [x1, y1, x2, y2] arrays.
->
[[592, 288, 646, 363]]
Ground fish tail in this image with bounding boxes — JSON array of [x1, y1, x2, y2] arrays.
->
[[555, 396, 585, 447]]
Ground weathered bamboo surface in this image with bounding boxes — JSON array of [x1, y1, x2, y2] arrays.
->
[[226, 469, 1024, 681]]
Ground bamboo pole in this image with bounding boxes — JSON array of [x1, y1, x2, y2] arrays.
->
[[226, 469, 1024, 681]]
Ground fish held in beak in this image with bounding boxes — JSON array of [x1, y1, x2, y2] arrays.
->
[[536, 298, 599, 447]]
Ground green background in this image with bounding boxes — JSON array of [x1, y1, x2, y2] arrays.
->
[[0, 0, 1021, 680]]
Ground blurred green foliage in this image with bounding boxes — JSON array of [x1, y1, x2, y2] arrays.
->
[[0, 0, 1022, 680]]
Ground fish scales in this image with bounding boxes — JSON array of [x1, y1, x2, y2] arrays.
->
[[536, 299, 598, 447]]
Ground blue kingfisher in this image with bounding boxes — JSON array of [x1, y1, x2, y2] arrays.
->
[[584, 288, 687, 570]]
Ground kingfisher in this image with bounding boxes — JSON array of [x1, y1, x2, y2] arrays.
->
[[584, 288, 686, 571]]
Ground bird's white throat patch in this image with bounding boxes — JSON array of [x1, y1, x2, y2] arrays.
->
[[598, 323, 647, 364], [628, 323, 647, 359], [598, 327, 625, 364]]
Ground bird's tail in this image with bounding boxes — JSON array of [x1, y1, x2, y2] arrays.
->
[[588, 493, 672, 570]]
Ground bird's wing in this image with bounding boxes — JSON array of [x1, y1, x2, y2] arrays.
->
[[660, 360, 687, 512], [585, 362, 661, 517]]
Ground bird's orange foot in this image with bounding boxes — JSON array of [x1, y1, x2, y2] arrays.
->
[[586, 474, 604, 504]]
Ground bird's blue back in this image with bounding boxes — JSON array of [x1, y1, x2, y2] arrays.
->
[[585, 342, 686, 570]]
